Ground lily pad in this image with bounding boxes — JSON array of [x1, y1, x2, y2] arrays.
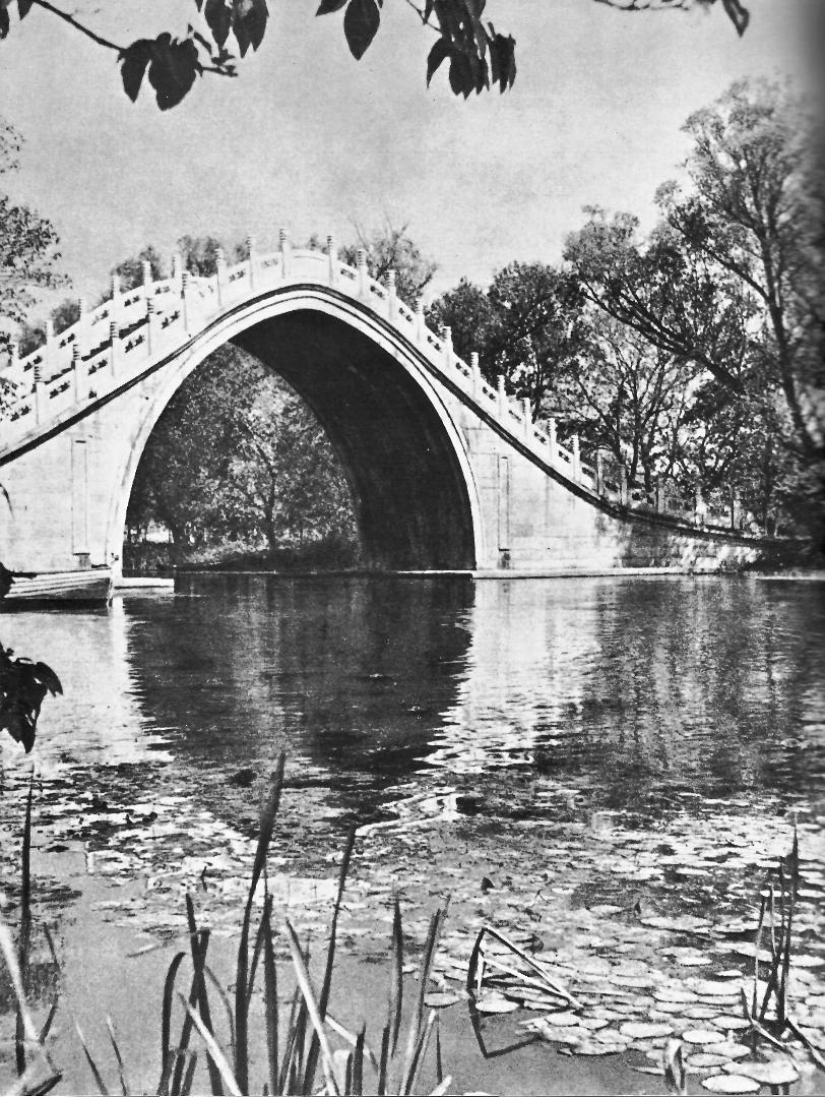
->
[[423, 991, 463, 1008], [728, 1057, 800, 1085], [474, 993, 520, 1014], [619, 1021, 674, 1039], [682, 1028, 725, 1045], [701, 1074, 760, 1093]]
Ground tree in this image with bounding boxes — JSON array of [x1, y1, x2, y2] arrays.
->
[[557, 311, 696, 489], [564, 78, 824, 540], [0, 118, 65, 370], [126, 346, 359, 563], [341, 221, 437, 308], [564, 209, 754, 395], [656, 77, 824, 463], [428, 261, 584, 420], [0, 0, 748, 111]]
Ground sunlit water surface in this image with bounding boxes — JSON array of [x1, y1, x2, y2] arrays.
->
[[1, 575, 824, 1092]]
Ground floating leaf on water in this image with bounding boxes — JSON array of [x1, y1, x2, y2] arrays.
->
[[654, 986, 700, 1004], [683, 1028, 725, 1045], [423, 991, 462, 1008], [712, 1015, 750, 1031], [701, 1074, 760, 1093], [536, 1010, 581, 1027], [573, 1041, 622, 1056], [619, 1021, 674, 1039], [713, 1044, 750, 1061], [535, 1025, 588, 1045], [793, 954, 825, 969], [692, 980, 743, 998], [610, 974, 656, 989], [684, 1006, 723, 1019], [474, 993, 520, 1014], [688, 1053, 730, 1069], [724, 944, 773, 963], [728, 1057, 800, 1085]]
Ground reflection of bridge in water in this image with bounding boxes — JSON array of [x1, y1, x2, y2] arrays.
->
[[421, 577, 824, 812], [0, 239, 776, 579]]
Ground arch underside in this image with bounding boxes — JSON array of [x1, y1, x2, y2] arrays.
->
[[231, 310, 476, 570]]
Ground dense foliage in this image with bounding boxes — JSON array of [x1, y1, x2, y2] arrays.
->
[[430, 78, 824, 542], [125, 347, 360, 568], [0, 0, 748, 110], [0, 118, 65, 371]]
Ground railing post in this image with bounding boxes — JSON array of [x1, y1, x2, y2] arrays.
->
[[619, 466, 629, 506], [547, 417, 557, 461], [110, 320, 120, 378], [146, 297, 157, 354], [33, 361, 46, 424], [181, 270, 192, 333], [415, 300, 425, 344], [42, 318, 55, 384], [247, 235, 256, 291], [571, 434, 581, 480], [731, 491, 740, 531], [595, 450, 605, 495], [470, 351, 481, 398], [280, 229, 291, 280], [655, 479, 665, 513], [387, 269, 397, 322], [327, 235, 337, 288], [356, 248, 369, 301], [521, 397, 532, 439], [72, 343, 88, 404], [142, 260, 152, 294], [76, 297, 89, 355], [215, 247, 227, 307], [442, 325, 452, 369], [497, 374, 507, 418]]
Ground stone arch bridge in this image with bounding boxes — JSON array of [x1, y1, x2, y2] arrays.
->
[[0, 238, 773, 580]]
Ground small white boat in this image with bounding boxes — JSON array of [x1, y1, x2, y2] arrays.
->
[[1, 567, 113, 608]]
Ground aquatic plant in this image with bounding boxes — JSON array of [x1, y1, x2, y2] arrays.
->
[[1, 755, 450, 1096]]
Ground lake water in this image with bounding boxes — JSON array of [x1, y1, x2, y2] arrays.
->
[[1, 574, 824, 1093]]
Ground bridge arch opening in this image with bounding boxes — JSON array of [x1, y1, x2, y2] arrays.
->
[[121, 303, 478, 572]]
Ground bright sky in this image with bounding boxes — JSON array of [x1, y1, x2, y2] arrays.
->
[[0, 0, 814, 306]]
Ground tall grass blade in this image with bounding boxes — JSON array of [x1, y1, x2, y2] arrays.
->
[[157, 951, 186, 1095], [753, 891, 767, 1018], [285, 920, 340, 1097], [180, 996, 242, 1097], [74, 1019, 111, 1096], [261, 898, 279, 1097], [235, 752, 285, 1094], [429, 1076, 452, 1097], [377, 1025, 391, 1097], [302, 825, 355, 1091], [182, 897, 223, 1096], [171, 928, 215, 1095], [352, 1025, 366, 1097], [6, 1065, 62, 1096], [401, 1010, 437, 1096], [106, 1018, 131, 1097], [16, 781, 34, 1076], [205, 963, 237, 1064], [389, 897, 403, 1057], [180, 1051, 198, 1096], [0, 919, 48, 1056], [399, 908, 445, 1094]]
